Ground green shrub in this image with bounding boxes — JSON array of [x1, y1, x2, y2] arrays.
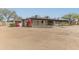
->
[[60, 22, 70, 26], [9, 23, 16, 27]]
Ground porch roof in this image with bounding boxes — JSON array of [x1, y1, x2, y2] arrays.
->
[[28, 17, 69, 21]]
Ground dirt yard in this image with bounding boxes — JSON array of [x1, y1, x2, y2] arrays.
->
[[0, 26, 79, 50]]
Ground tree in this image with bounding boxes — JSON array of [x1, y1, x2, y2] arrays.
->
[[0, 8, 19, 22], [0, 15, 4, 21], [62, 13, 79, 19], [35, 15, 38, 18], [0, 8, 12, 21], [44, 16, 50, 19], [9, 11, 18, 21]]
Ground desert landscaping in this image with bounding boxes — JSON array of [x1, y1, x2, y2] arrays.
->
[[0, 26, 79, 50]]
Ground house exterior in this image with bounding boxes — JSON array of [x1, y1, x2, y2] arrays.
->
[[9, 16, 79, 27], [22, 17, 69, 28], [30, 17, 51, 28]]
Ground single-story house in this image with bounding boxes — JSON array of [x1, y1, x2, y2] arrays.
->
[[9, 16, 79, 27], [22, 17, 69, 28]]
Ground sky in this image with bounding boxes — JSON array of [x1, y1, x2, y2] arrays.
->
[[9, 8, 79, 19]]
